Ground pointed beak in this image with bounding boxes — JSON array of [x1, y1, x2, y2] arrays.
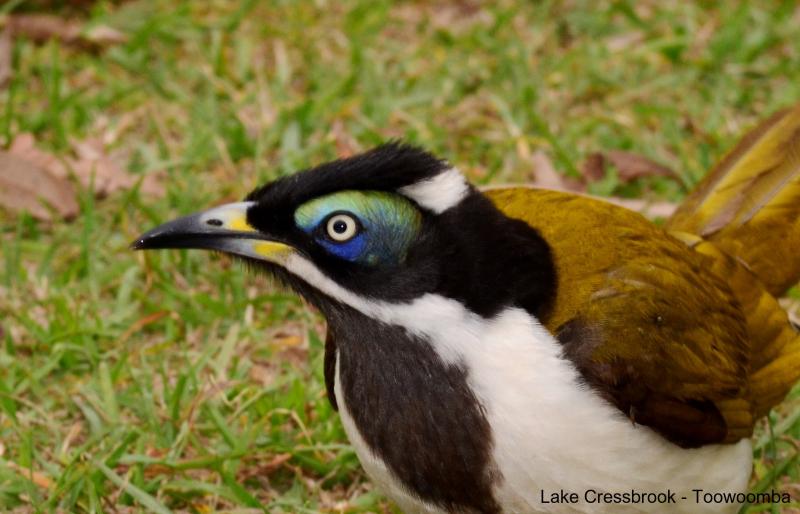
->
[[131, 201, 294, 264]]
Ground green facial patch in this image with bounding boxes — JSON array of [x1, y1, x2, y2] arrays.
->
[[295, 191, 422, 265]]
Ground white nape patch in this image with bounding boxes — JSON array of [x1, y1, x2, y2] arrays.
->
[[334, 353, 446, 514], [286, 255, 753, 513], [398, 167, 469, 213]]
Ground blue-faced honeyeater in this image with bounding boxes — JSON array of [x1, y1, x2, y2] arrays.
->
[[133, 105, 800, 514]]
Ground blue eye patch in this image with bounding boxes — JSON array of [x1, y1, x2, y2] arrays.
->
[[294, 191, 421, 265]]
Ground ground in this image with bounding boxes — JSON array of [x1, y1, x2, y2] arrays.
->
[[2, 1, 800, 512]]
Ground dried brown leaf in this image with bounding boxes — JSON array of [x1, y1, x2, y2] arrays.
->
[[69, 138, 164, 198], [5, 14, 82, 44], [18, 0, 99, 9], [4, 460, 53, 489], [4, 14, 126, 49], [0, 149, 78, 221], [1, 133, 162, 221], [10, 133, 69, 178], [529, 150, 584, 192], [277, 346, 309, 369], [581, 152, 606, 182], [529, 150, 564, 190], [249, 361, 279, 388], [605, 150, 675, 182], [391, 1, 491, 35]]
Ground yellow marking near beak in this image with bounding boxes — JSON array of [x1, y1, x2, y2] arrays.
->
[[229, 215, 255, 232], [253, 241, 294, 263]]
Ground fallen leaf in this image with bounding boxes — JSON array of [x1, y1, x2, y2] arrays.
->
[[22, 0, 99, 9], [581, 152, 606, 182], [4, 460, 53, 490], [278, 346, 309, 368], [0, 149, 78, 220], [1, 133, 162, 221], [249, 361, 279, 388], [0, 27, 11, 89], [391, 2, 491, 36], [9, 133, 69, 178], [3, 14, 127, 49], [69, 138, 164, 198], [529, 150, 584, 191], [5, 14, 81, 44], [529, 150, 564, 189], [604, 150, 675, 182]]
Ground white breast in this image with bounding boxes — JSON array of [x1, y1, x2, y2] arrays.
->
[[331, 295, 752, 514], [449, 305, 752, 514]]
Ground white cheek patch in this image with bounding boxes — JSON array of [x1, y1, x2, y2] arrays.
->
[[399, 167, 470, 214]]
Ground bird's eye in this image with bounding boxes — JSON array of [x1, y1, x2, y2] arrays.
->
[[325, 213, 359, 242]]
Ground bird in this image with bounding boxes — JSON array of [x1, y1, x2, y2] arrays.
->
[[133, 105, 800, 514]]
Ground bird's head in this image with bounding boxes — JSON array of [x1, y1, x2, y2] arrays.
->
[[133, 143, 555, 322]]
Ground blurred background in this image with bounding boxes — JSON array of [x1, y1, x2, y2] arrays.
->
[[1, 1, 800, 512]]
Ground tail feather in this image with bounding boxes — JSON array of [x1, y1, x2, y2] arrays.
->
[[666, 105, 800, 296]]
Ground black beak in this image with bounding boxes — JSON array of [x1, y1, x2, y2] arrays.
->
[[131, 201, 294, 264], [130, 202, 256, 250]]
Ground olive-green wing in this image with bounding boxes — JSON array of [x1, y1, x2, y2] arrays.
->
[[487, 188, 753, 447]]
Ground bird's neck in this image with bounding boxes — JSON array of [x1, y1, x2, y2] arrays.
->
[[431, 193, 558, 319]]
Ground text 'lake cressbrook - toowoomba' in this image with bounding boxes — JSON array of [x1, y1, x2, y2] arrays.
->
[[539, 489, 791, 507]]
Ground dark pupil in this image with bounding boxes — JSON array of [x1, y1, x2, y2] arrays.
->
[[333, 220, 348, 234]]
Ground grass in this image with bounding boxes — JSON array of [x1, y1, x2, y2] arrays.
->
[[1, 0, 800, 512]]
